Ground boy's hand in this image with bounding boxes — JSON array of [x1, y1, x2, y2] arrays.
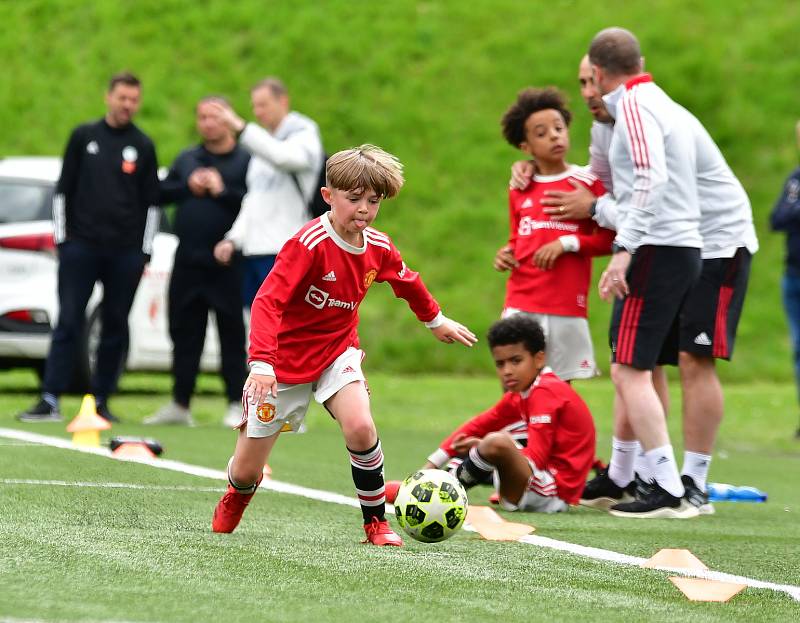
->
[[451, 433, 481, 454], [509, 159, 535, 190], [244, 372, 277, 406], [533, 239, 564, 270], [214, 239, 235, 265], [431, 318, 478, 347], [542, 179, 595, 220], [494, 245, 518, 271]]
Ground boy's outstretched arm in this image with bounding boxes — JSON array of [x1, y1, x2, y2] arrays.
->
[[429, 315, 477, 347]]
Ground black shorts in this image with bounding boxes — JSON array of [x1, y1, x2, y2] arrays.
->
[[609, 246, 701, 370], [679, 248, 752, 360]]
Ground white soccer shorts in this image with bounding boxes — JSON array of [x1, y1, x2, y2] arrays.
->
[[501, 309, 598, 380], [495, 460, 569, 514], [241, 347, 366, 438]]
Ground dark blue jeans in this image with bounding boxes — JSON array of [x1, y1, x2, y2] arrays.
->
[[43, 240, 145, 398], [781, 272, 800, 404]]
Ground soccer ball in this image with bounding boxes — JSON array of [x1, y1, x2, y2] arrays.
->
[[393, 469, 468, 543]]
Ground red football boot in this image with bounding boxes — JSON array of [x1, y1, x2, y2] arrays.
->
[[212, 476, 263, 533], [488, 491, 500, 505], [384, 480, 402, 504], [363, 517, 403, 546]]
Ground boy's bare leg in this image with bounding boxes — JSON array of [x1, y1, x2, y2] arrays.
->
[[473, 432, 531, 505], [326, 381, 401, 545], [325, 381, 376, 451], [229, 428, 281, 485]]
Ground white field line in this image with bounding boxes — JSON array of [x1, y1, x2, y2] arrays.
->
[[1, 479, 225, 493], [1, 426, 798, 602]]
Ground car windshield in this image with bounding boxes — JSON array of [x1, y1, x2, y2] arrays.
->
[[0, 181, 53, 224]]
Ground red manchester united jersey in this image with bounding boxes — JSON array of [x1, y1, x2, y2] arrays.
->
[[505, 165, 613, 317], [438, 370, 595, 504], [249, 214, 441, 384]]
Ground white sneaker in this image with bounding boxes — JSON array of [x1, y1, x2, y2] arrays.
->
[[144, 402, 195, 426], [223, 402, 243, 428]]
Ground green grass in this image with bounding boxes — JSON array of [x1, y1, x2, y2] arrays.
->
[[1, 369, 799, 621], [0, 0, 798, 380]]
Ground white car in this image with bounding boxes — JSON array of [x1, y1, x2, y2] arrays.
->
[[0, 156, 220, 390]]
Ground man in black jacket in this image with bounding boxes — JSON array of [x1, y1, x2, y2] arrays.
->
[[144, 96, 250, 427], [18, 72, 160, 423]]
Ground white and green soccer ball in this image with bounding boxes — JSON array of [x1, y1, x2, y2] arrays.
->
[[394, 469, 468, 543]]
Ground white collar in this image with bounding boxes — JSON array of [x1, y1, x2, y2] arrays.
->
[[320, 212, 367, 255], [601, 84, 625, 121]]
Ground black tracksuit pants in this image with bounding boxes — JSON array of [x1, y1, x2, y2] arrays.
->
[[168, 262, 247, 406]]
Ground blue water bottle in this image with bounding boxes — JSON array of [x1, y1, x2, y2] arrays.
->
[[707, 483, 767, 502]]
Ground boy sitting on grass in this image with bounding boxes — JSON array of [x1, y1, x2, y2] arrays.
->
[[494, 87, 614, 381], [388, 314, 596, 513]]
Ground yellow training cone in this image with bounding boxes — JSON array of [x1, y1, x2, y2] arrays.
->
[[66, 394, 111, 447]]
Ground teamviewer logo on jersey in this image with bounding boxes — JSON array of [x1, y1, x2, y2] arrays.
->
[[305, 285, 330, 309]]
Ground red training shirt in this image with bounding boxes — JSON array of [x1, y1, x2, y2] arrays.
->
[[437, 370, 596, 504], [249, 214, 440, 384], [505, 165, 613, 317]]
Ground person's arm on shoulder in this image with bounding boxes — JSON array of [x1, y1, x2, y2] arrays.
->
[[770, 169, 800, 232], [378, 241, 477, 347], [52, 126, 84, 244]]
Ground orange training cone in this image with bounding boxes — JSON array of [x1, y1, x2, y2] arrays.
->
[[66, 394, 111, 447], [112, 442, 156, 460]]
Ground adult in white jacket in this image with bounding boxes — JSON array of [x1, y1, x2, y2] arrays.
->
[[210, 78, 324, 305], [588, 27, 705, 519]]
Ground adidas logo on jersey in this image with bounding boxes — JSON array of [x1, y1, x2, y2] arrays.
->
[[521, 198, 534, 209], [322, 271, 337, 281], [342, 365, 356, 374], [694, 332, 712, 346]]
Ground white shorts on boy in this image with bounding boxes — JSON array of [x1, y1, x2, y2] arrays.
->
[[494, 461, 569, 514], [501, 309, 598, 381], [241, 347, 366, 438]]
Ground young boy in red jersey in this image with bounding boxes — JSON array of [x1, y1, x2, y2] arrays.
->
[[389, 314, 595, 512], [211, 144, 477, 546], [494, 88, 614, 381]]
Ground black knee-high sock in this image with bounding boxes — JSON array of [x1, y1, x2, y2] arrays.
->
[[456, 446, 495, 489], [348, 440, 385, 524]]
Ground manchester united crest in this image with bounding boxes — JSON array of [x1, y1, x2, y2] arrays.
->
[[256, 402, 276, 423], [364, 269, 378, 288]]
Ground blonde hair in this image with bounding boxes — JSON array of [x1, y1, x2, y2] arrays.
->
[[325, 144, 405, 198]]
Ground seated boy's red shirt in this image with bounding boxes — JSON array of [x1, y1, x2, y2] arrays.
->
[[440, 370, 595, 505], [505, 166, 613, 318]]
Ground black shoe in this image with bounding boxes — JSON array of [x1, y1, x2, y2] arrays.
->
[[634, 473, 655, 498], [609, 480, 699, 518], [96, 403, 120, 423], [17, 399, 62, 422], [579, 468, 636, 510], [681, 475, 715, 515]]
